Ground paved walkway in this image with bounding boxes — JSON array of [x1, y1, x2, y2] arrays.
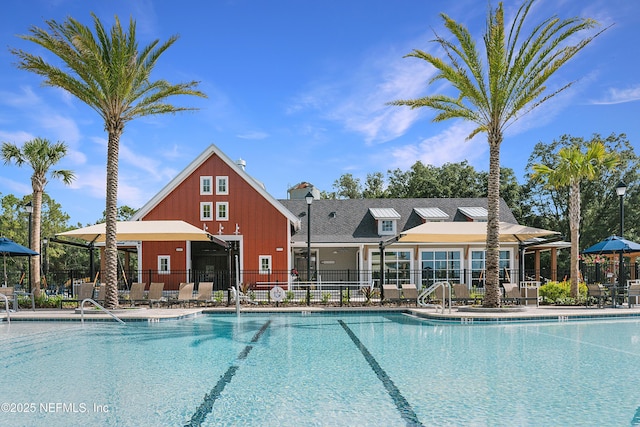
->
[[3, 304, 640, 323]]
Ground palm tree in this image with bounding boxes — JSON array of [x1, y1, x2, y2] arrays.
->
[[532, 140, 618, 298], [388, 0, 605, 307], [11, 14, 206, 308], [2, 138, 75, 297]]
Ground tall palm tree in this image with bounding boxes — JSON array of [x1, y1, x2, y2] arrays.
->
[[532, 140, 618, 298], [11, 14, 206, 308], [2, 138, 75, 297], [389, 0, 605, 307]]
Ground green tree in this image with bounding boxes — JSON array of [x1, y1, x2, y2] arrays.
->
[[362, 172, 387, 198], [523, 133, 639, 277], [2, 138, 74, 296], [333, 173, 362, 199], [12, 14, 206, 308], [389, 0, 603, 307], [96, 205, 138, 223], [532, 140, 618, 298]]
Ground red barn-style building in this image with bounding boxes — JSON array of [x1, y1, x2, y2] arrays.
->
[[130, 144, 300, 290]]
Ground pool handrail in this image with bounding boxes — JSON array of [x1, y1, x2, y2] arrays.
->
[[80, 298, 126, 325], [1, 293, 10, 323], [418, 281, 452, 314]]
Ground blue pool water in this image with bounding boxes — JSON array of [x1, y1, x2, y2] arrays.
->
[[2, 313, 640, 426]]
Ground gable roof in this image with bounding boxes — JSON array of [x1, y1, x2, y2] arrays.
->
[[279, 197, 518, 244], [131, 144, 300, 228]]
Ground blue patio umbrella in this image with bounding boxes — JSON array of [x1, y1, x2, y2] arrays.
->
[[0, 237, 38, 287], [582, 235, 640, 254]]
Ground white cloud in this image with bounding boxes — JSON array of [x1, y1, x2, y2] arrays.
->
[[0, 176, 31, 195], [590, 85, 640, 105], [236, 131, 269, 140], [387, 122, 487, 170], [0, 130, 35, 143]]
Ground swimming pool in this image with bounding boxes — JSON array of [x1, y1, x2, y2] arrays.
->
[[2, 313, 640, 426]]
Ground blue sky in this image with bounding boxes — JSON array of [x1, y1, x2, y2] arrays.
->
[[1, 0, 638, 226]]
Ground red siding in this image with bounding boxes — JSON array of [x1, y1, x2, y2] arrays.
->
[[140, 153, 290, 282]]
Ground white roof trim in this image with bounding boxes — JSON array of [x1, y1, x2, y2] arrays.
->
[[369, 208, 401, 220], [131, 144, 301, 229], [458, 207, 488, 220], [414, 207, 449, 220]]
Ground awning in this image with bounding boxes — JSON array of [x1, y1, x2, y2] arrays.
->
[[56, 220, 228, 247], [398, 221, 559, 243]]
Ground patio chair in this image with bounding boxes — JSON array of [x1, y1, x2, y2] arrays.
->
[[586, 283, 606, 308], [147, 282, 166, 308], [230, 286, 258, 305], [401, 284, 418, 306], [502, 283, 522, 305], [452, 284, 479, 305], [382, 284, 401, 305], [122, 282, 147, 307], [60, 282, 95, 308], [194, 282, 214, 306], [95, 283, 106, 304], [628, 283, 640, 308], [0, 286, 35, 311], [171, 282, 195, 307]]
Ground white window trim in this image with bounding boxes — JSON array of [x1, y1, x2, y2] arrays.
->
[[378, 219, 396, 235], [200, 176, 213, 195], [216, 201, 229, 221], [158, 255, 170, 275], [216, 176, 229, 195], [201, 202, 213, 221], [259, 255, 272, 274]]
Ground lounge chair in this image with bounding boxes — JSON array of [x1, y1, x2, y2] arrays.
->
[[502, 283, 522, 304], [0, 286, 35, 311], [401, 284, 418, 306], [171, 283, 195, 307], [230, 286, 258, 305], [629, 283, 640, 308], [147, 282, 166, 308], [586, 283, 606, 308], [194, 282, 214, 306], [95, 283, 106, 304], [452, 284, 479, 305], [122, 282, 147, 307], [61, 282, 95, 308], [382, 284, 401, 305]]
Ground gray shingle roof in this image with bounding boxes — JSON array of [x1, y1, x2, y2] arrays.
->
[[279, 198, 518, 244]]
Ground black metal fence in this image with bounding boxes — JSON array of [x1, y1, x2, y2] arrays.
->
[[12, 264, 639, 296]]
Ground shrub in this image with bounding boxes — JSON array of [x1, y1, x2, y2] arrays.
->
[[539, 280, 587, 305]]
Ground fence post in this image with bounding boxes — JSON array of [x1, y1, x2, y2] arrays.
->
[[306, 287, 310, 306]]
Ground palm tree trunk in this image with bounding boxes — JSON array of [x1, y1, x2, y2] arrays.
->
[[30, 188, 43, 297], [569, 181, 581, 298], [484, 133, 503, 308], [104, 130, 121, 309]]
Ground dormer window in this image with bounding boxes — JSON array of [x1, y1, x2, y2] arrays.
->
[[414, 207, 449, 222], [458, 207, 488, 222], [369, 208, 400, 236]]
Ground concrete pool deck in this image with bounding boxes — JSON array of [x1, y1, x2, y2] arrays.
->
[[3, 304, 640, 323]]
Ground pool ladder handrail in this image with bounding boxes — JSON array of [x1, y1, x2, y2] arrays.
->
[[417, 281, 452, 314], [81, 298, 126, 325], [1, 293, 10, 323]]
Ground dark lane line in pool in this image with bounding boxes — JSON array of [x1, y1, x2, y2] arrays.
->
[[338, 320, 424, 427], [185, 320, 271, 427]]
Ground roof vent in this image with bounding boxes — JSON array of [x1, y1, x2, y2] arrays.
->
[[329, 211, 337, 218], [236, 158, 246, 170]]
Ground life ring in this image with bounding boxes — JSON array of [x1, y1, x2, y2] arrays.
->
[[270, 286, 285, 302]]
